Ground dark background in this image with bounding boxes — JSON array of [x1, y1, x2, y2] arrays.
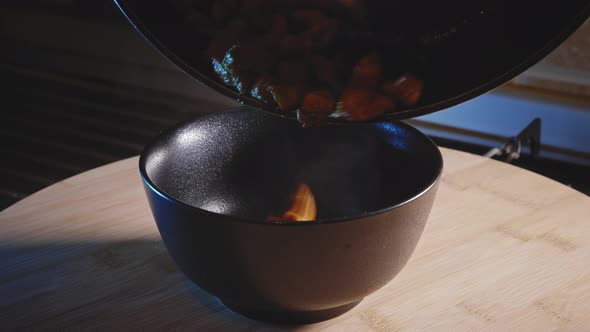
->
[[1, 1, 588, 211]]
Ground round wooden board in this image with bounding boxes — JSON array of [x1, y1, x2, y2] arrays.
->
[[1, 148, 589, 331]]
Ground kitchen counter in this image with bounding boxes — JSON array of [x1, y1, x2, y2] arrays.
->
[[1, 149, 589, 330]]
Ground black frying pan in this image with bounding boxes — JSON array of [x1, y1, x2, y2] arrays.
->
[[115, 0, 590, 121]]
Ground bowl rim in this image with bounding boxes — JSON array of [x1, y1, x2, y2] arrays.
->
[[138, 109, 443, 226]]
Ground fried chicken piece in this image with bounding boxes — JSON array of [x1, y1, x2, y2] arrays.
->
[[383, 73, 423, 106]]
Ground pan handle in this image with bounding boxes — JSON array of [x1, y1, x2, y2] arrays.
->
[[484, 118, 541, 163]]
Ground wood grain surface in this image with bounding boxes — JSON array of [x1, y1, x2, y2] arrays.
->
[[1, 148, 589, 331]]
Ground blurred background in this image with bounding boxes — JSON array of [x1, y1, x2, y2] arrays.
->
[[1, 1, 589, 210]]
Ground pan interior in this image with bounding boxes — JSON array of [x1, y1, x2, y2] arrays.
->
[[143, 110, 442, 220], [117, 0, 590, 119]]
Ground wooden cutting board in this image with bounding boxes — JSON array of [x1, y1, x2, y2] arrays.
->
[[1, 148, 589, 331]]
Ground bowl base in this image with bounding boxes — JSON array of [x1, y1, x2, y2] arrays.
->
[[221, 299, 363, 324]]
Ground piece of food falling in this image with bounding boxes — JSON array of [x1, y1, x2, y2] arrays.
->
[[268, 183, 317, 222]]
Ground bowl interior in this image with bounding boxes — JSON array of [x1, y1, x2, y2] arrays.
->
[[142, 109, 442, 221]]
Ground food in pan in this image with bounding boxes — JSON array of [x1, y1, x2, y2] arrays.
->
[[174, 0, 424, 126]]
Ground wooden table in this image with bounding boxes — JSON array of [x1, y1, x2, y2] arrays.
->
[[1, 148, 589, 331]]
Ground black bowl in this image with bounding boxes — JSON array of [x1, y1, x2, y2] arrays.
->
[[139, 108, 443, 324]]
